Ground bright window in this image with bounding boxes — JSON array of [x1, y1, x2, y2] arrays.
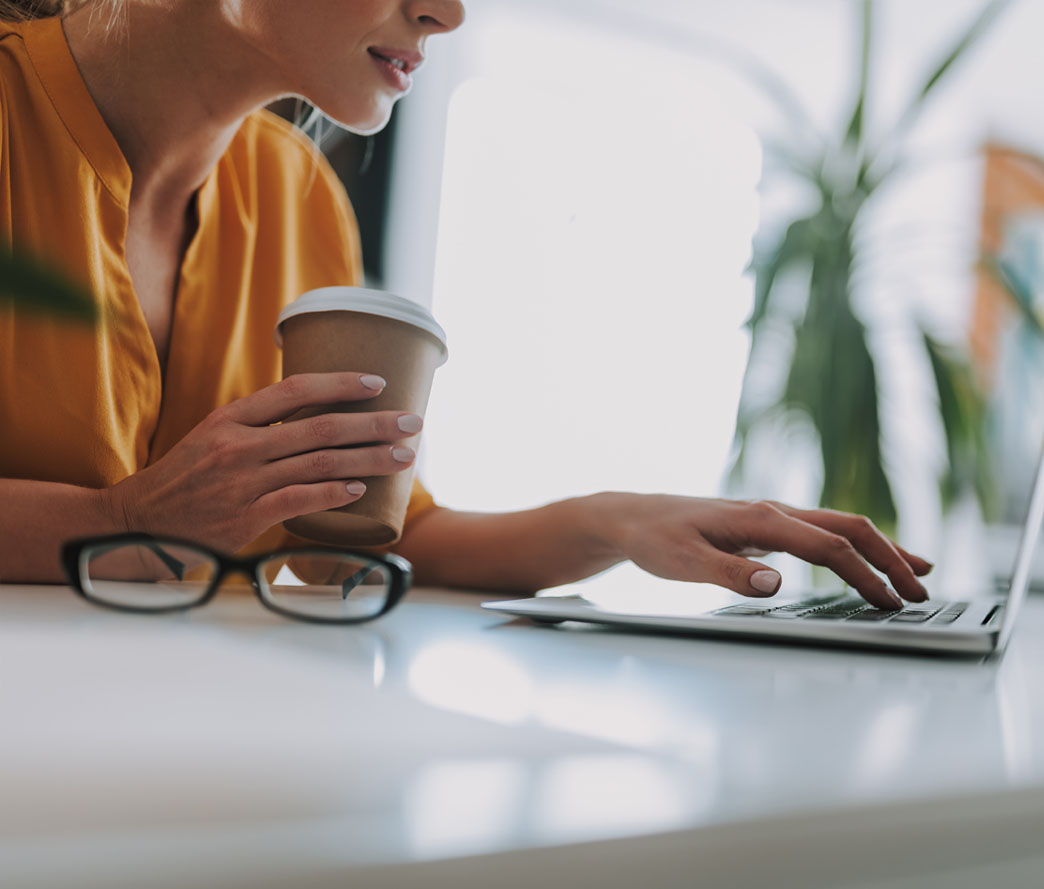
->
[[422, 10, 762, 512]]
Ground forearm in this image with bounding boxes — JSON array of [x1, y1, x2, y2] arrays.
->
[[393, 492, 629, 594], [0, 479, 123, 583]]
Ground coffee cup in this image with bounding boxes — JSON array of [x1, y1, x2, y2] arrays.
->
[[274, 287, 448, 546]]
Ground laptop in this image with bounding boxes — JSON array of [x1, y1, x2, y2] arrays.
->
[[482, 447, 1044, 659]]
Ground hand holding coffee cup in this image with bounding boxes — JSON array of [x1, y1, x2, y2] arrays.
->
[[275, 287, 449, 546]]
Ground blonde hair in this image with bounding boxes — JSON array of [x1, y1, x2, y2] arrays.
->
[[1, 1, 69, 20], [0, 0, 118, 22]]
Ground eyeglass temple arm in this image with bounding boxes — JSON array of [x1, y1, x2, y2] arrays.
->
[[341, 566, 372, 600], [144, 542, 187, 580]]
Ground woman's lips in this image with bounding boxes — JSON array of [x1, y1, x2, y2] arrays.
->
[[367, 48, 419, 92]]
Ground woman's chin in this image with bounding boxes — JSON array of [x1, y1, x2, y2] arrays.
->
[[320, 99, 396, 136]]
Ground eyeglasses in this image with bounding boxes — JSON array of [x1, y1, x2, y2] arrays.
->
[[60, 533, 412, 625]]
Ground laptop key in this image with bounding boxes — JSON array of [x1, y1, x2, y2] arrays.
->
[[714, 605, 773, 616], [805, 613, 864, 621], [765, 605, 828, 618], [889, 610, 942, 623], [796, 598, 866, 618], [805, 607, 868, 620], [742, 595, 856, 619], [846, 610, 897, 621]]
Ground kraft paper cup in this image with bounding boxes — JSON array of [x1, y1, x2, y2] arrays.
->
[[274, 287, 448, 546]]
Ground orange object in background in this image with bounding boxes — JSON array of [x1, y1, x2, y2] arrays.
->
[[972, 145, 1044, 387]]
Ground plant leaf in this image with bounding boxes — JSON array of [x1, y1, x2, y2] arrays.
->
[[922, 331, 992, 512], [915, 0, 1011, 103], [0, 250, 98, 323], [734, 209, 900, 530], [892, 0, 1011, 139], [760, 136, 818, 181], [864, 0, 1010, 182], [784, 233, 897, 529], [746, 215, 816, 331], [843, 0, 873, 148]]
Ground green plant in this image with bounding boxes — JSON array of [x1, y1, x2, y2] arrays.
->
[[730, 0, 1009, 531], [0, 248, 98, 323]]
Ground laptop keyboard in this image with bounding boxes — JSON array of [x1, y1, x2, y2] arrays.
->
[[713, 595, 970, 626]]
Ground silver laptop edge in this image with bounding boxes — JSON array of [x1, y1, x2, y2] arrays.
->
[[994, 440, 1044, 655], [483, 445, 1044, 658]]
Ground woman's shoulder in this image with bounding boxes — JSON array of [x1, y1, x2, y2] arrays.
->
[[0, 18, 29, 87], [0, 17, 26, 40], [239, 108, 318, 159], [1, 18, 42, 76], [227, 109, 343, 197], [0, 17, 65, 141], [220, 107, 359, 234], [218, 108, 362, 275], [1, 20, 32, 164]]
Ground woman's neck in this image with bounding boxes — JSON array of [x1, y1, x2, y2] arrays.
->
[[62, 2, 285, 215]]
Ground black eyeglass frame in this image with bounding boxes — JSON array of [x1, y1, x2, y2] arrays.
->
[[60, 532, 413, 625]]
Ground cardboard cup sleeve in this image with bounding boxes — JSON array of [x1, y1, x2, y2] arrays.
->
[[276, 291, 447, 547]]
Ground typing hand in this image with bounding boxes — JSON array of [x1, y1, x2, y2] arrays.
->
[[106, 373, 421, 552], [599, 495, 932, 610]]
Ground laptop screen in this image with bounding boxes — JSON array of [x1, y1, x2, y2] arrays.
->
[[996, 443, 1044, 653]]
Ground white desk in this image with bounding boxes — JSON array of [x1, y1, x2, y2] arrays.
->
[[3, 582, 1044, 889]]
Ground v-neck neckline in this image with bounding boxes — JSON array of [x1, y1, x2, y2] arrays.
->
[[23, 16, 130, 202], [22, 15, 220, 393]]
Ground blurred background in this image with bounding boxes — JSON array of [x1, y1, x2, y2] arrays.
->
[[304, 0, 1044, 597]]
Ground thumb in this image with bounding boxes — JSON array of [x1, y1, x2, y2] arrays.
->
[[706, 551, 782, 598]]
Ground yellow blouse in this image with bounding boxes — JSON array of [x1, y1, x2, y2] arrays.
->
[[0, 16, 438, 554]]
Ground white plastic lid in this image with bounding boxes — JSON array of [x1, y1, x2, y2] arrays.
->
[[275, 287, 448, 365]]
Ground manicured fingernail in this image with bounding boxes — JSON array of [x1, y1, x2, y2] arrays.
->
[[360, 374, 386, 390], [346, 481, 366, 495], [391, 446, 415, 463], [888, 591, 903, 609], [397, 414, 423, 434], [750, 570, 781, 594]]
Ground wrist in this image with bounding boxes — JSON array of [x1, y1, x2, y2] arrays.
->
[[574, 491, 640, 563], [99, 481, 132, 536]]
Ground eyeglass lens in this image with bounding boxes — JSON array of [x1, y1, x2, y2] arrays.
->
[[80, 541, 219, 609], [258, 553, 392, 621]]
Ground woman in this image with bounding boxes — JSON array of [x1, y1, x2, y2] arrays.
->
[[0, 0, 931, 609]]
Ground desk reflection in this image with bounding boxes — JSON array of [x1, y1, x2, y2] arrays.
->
[[381, 595, 1015, 826], [3, 582, 1044, 879], [196, 584, 1018, 823]]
